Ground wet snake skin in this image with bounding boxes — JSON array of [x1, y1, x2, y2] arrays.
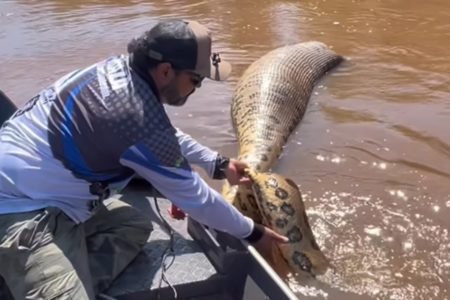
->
[[247, 169, 329, 276], [222, 42, 343, 276]]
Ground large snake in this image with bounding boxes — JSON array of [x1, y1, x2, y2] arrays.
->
[[222, 42, 343, 276]]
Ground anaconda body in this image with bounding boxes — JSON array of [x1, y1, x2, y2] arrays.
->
[[231, 42, 343, 171], [247, 169, 329, 276], [222, 42, 342, 275]]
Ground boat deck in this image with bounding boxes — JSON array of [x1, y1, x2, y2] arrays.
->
[[105, 181, 220, 299]]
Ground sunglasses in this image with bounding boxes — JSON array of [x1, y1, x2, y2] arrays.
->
[[172, 65, 203, 86], [186, 71, 204, 88]]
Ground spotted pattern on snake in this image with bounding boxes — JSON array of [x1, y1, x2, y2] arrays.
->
[[221, 42, 342, 276], [248, 169, 329, 276]]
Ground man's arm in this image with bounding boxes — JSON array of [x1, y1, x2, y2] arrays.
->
[[175, 128, 229, 179], [120, 141, 255, 239]]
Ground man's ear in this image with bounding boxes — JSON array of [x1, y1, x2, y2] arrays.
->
[[154, 62, 174, 85]]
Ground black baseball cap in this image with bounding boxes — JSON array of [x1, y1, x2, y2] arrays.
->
[[139, 19, 231, 81]]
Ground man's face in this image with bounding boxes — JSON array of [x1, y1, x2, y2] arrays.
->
[[160, 70, 204, 106]]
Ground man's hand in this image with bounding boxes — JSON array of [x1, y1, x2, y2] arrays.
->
[[224, 159, 252, 186], [252, 226, 289, 259]]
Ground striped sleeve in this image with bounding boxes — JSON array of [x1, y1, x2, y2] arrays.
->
[[119, 142, 254, 239], [175, 128, 219, 178]]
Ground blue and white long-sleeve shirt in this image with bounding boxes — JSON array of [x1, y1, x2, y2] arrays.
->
[[0, 55, 253, 239]]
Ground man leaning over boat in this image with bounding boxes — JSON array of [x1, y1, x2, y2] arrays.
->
[[0, 19, 288, 299]]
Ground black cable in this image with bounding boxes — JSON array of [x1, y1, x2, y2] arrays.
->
[[153, 196, 178, 299]]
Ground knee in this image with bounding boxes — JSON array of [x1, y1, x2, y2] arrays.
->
[[121, 209, 153, 246], [133, 212, 153, 242], [100, 200, 153, 245]]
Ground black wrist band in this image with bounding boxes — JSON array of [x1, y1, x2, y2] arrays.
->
[[213, 155, 230, 179], [244, 223, 265, 243]]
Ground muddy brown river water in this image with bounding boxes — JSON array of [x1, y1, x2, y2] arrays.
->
[[1, 1, 449, 299]]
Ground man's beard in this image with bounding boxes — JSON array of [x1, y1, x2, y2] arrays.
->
[[160, 79, 190, 106]]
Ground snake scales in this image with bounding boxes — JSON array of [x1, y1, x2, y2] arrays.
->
[[222, 42, 343, 276]]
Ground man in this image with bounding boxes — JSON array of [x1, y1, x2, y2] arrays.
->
[[0, 19, 288, 299]]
